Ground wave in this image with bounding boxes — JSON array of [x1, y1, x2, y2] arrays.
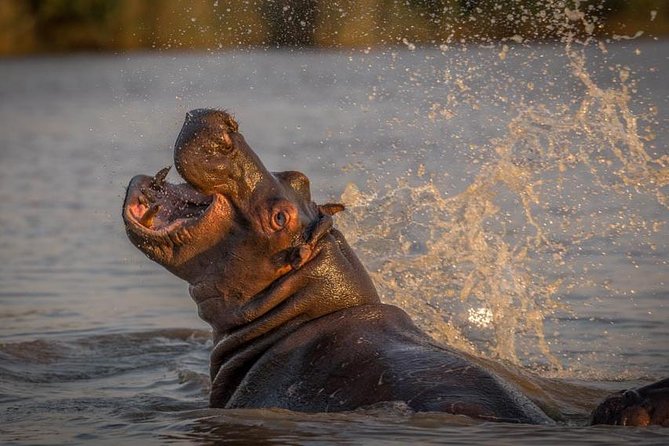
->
[[0, 328, 211, 384]]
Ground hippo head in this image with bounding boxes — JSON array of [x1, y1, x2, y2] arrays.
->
[[123, 109, 372, 337], [122, 109, 342, 301]]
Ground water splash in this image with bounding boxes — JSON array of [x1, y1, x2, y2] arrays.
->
[[336, 4, 667, 371]]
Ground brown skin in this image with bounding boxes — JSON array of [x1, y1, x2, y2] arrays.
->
[[122, 108, 668, 426], [590, 378, 669, 426]]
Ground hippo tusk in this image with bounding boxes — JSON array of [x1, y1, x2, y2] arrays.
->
[[140, 203, 161, 228], [150, 166, 171, 190]]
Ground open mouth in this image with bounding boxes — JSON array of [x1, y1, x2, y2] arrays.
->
[[123, 166, 214, 236]]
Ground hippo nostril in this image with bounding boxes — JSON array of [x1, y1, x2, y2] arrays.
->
[[221, 133, 234, 152]]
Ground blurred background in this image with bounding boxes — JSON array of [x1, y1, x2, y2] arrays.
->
[[0, 0, 668, 55]]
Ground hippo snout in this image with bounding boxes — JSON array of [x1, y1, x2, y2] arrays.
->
[[173, 109, 270, 198]]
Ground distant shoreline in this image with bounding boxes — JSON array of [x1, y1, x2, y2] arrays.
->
[[1, 0, 667, 56]]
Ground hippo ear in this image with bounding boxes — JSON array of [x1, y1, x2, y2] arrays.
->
[[273, 171, 311, 202], [288, 210, 336, 270], [319, 203, 345, 215]]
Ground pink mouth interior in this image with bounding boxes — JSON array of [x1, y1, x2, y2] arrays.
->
[[128, 180, 212, 231]]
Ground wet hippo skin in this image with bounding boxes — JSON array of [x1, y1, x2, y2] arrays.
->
[[590, 378, 669, 426], [122, 109, 668, 426]]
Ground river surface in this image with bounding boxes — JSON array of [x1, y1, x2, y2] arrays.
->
[[1, 40, 668, 444]]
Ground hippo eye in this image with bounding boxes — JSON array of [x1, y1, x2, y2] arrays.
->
[[272, 211, 288, 230]]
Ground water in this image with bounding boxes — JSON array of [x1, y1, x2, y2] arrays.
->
[[1, 40, 668, 444]]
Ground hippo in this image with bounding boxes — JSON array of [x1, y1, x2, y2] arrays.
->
[[122, 108, 668, 426]]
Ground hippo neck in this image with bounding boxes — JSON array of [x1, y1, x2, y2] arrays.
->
[[200, 228, 380, 407]]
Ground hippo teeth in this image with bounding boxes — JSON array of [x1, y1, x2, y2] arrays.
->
[[140, 203, 161, 228], [126, 171, 214, 236], [150, 166, 171, 190]]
